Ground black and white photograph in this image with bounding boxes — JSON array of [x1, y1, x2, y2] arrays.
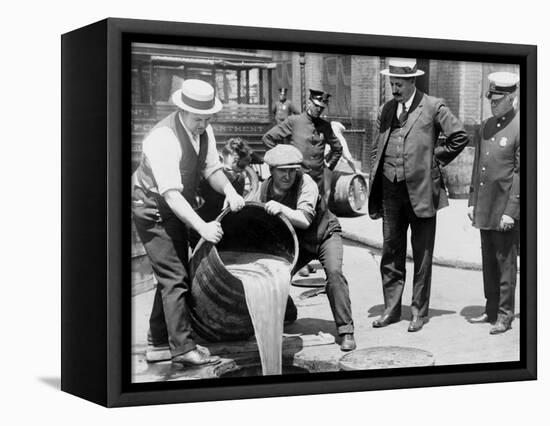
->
[[5, 0, 546, 422], [129, 41, 522, 383]]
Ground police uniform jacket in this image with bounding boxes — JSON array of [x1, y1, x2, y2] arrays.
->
[[368, 91, 469, 219], [262, 112, 342, 185], [273, 99, 299, 123], [468, 108, 520, 230]]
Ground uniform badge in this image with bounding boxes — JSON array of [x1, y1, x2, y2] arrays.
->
[[282, 105, 286, 110], [499, 137, 508, 147]]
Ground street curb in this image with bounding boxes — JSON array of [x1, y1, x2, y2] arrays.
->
[[341, 230, 483, 271]]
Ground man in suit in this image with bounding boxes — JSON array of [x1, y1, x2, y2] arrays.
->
[[132, 79, 245, 367], [467, 71, 520, 335], [368, 58, 469, 332]]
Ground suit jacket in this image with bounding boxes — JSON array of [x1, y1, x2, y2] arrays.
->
[[262, 112, 342, 185], [468, 108, 520, 230], [368, 91, 469, 219]]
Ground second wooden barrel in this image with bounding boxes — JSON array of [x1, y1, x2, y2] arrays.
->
[[188, 202, 298, 342], [329, 171, 369, 216], [441, 146, 475, 199]]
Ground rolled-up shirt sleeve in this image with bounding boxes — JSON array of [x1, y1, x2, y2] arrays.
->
[[142, 127, 184, 195], [202, 125, 223, 179], [296, 174, 319, 224]]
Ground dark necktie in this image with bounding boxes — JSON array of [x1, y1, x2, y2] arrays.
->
[[399, 103, 408, 126]]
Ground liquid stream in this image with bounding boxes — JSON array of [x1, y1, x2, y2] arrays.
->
[[219, 251, 291, 375]]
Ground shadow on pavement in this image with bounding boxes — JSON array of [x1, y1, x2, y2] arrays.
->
[[460, 306, 521, 322], [284, 317, 337, 337], [368, 304, 455, 319]]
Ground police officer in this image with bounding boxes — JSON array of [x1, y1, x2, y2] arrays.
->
[[263, 89, 343, 196], [272, 87, 299, 124], [468, 71, 520, 335]]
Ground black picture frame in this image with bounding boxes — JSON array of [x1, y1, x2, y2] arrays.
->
[[61, 17, 537, 407]]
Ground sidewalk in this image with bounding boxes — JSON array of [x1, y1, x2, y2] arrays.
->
[[339, 199, 483, 270]]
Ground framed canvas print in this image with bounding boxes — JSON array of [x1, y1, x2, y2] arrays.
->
[[61, 17, 537, 407]]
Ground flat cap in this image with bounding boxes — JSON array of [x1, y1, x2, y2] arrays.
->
[[263, 145, 303, 169], [486, 71, 519, 100]]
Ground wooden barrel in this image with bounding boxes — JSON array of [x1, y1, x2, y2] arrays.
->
[[441, 146, 475, 199], [188, 202, 298, 342], [329, 171, 369, 216]]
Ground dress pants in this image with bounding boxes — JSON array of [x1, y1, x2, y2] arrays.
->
[[132, 188, 196, 358], [294, 232, 354, 335], [480, 228, 518, 323], [380, 176, 436, 319]]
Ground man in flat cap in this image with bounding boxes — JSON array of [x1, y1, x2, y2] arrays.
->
[[132, 79, 245, 368], [369, 58, 469, 332], [272, 87, 299, 124], [248, 144, 356, 351], [467, 71, 520, 334], [263, 89, 343, 197]]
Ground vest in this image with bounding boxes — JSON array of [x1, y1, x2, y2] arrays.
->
[[259, 171, 341, 251], [382, 113, 406, 182], [134, 112, 209, 209]]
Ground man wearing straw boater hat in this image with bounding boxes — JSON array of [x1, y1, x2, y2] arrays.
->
[[467, 71, 520, 334], [249, 144, 356, 351], [132, 79, 245, 367], [368, 58, 469, 332]]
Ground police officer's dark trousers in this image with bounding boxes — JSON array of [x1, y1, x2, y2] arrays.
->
[[132, 187, 196, 358], [380, 176, 436, 319], [480, 227, 518, 323]]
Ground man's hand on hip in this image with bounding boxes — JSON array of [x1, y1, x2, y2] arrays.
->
[[467, 206, 474, 222]]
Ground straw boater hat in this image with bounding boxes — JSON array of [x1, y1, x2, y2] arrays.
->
[[264, 145, 303, 169], [486, 72, 519, 100], [171, 79, 223, 114], [380, 58, 425, 77]]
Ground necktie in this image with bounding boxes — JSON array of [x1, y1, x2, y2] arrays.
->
[[399, 103, 408, 126]]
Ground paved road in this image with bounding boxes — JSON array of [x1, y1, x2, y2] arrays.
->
[[288, 239, 520, 366], [132, 236, 519, 382]]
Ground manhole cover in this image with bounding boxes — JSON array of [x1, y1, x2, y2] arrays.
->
[[339, 346, 435, 370]]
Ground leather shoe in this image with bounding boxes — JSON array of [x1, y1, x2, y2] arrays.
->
[[372, 314, 399, 328], [408, 316, 425, 332], [172, 349, 221, 367], [468, 313, 495, 324], [340, 334, 356, 352], [490, 320, 511, 335]]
